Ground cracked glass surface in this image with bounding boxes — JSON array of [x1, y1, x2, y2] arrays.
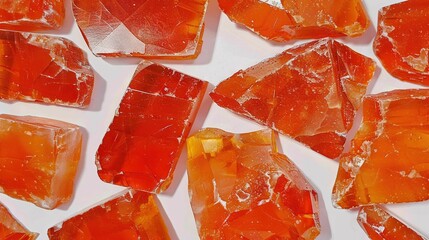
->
[[0, 31, 94, 108], [72, 0, 208, 58], [218, 0, 369, 41], [333, 89, 429, 209], [96, 61, 208, 193], [374, 0, 429, 86], [0, 114, 82, 209], [48, 191, 170, 239], [210, 39, 376, 159], [187, 128, 320, 240], [0, 0, 64, 31], [358, 206, 426, 240]]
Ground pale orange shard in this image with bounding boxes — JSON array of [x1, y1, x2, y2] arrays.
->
[[0, 203, 38, 240], [358, 206, 426, 240], [210, 39, 376, 159], [187, 128, 320, 240], [48, 191, 170, 240], [333, 89, 429, 209], [0, 0, 64, 31], [374, 0, 429, 85], [72, 0, 208, 58], [218, 0, 369, 41], [0, 114, 82, 209], [97, 61, 207, 193], [0, 31, 94, 108]]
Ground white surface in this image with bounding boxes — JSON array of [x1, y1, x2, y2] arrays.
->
[[1, 0, 428, 239]]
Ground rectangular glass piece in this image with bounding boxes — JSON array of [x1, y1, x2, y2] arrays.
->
[[72, 0, 208, 58], [0, 31, 94, 108], [48, 191, 171, 240], [96, 61, 208, 193], [0, 114, 82, 209], [0, 0, 64, 31]]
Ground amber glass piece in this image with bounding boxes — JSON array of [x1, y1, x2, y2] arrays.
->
[[374, 0, 429, 85], [0, 114, 82, 209], [187, 128, 320, 240], [211, 39, 376, 159], [48, 191, 170, 239], [0, 0, 64, 31], [0, 203, 38, 240], [97, 61, 207, 193], [73, 0, 208, 58], [218, 0, 369, 41], [333, 89, 429, 209], [0, 31, 94, 108], [357, 206, 426, 240]]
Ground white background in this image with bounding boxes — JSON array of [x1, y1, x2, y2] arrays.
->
[[1, 0, 428, 239]]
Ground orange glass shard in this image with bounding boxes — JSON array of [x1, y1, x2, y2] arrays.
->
[[0, 0, 64, 31], [97, 61, 207, 193], [0, 203, 38, 240], [187, 128, 320, 240], [210, 39, 376, 159], [72, 0, 208, 58], [218, 0, 369, 41], [48, 191, 171, 239], [0, 114, 82, 209], [374, 0, 429, 86], [332, 89, 429, 209], [358, 206, 426, 240], [0, 31, 94, 108]]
